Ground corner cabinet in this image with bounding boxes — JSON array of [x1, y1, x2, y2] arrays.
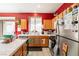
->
[[43, 19, 52, 30], [28, 36, 49, 47]]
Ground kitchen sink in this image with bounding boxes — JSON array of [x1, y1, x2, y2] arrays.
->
[[0, 38, 13, 44], [0, 37, 5, 43], [0, 35, 15, 44]]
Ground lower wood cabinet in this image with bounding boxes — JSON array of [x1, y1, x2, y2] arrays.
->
[[28, 36, 49, 47], [13, 42, 28, 56], [14, 46, 23, 56], [22, 43, 28, 56], [41, 36, 49, 46]]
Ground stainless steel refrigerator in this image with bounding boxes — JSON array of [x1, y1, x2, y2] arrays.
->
[[55, 6, 79, 56]]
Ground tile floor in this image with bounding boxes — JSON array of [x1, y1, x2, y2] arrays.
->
[[27, 48, 51, 56]]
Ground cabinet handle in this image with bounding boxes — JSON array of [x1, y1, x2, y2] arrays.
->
[[42, 39, 45, 44]]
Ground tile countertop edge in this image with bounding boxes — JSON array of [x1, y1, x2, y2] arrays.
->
[[0, 39, 28, 56]]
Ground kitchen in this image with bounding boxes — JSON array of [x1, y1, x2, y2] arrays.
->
[[0, 3, 78, 56]]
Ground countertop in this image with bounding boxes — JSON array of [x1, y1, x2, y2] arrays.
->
[[0, 39, 28, 56], [18, 34, 56, 37]]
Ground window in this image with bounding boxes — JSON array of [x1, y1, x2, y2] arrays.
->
[[3, 21, 15, 35], [29, 17, 42, 34], [0, 17, 15, 35]]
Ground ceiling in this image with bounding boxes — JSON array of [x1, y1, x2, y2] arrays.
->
[[0, 3, 63, 13]]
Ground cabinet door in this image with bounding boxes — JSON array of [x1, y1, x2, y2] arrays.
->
[[53, 20, 57, 29], [28, 37, 35, 46], [21, 19, 27, 30], [28, 38, 34, 44], [28, 36, 41, 46], [28, 36, 49, 47], [43, 20, 52, 29], [22, 43, 27, 56], [41, 39, 45, 44], [14, 46, 22, 56], [34, 39, 41, 45], [29, 39, 41, 46], [41, 36, 49, 47]]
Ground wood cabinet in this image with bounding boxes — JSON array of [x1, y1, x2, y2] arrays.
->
[[52, 19, 55, 29], [14, 46, 23, 56], [28, 36, 49, 47], [28, 36, 41, 47], [13, 42, 28, 56], [43, 20, 52, 29], [58, 12, 63, 19], [22, 43, 28, 56], [21, 19, 27, 30], [40, 36, 49, 46]]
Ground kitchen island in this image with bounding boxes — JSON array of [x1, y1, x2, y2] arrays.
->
[[0, 39, 28, 56]]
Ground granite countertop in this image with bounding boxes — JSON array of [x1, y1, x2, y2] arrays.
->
[[0, 39, 28, 56]]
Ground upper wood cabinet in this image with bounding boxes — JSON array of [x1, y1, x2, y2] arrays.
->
[[43, 19, 52, 29], [71, 3, 78, 8], [52, 19, 56, 29], [21, 19, 27, 30], [58, 12, 63, 19]]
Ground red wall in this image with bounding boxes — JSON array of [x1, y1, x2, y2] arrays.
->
[[0, 13, 54, 35], [55, 3, 73, 14], [0, 13, 54, 19], [0, 3, 74, 35]]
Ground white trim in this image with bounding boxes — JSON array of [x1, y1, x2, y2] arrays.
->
[[0, 17, 15, 20]]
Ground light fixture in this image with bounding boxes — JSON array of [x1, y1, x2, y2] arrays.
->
[[33, 10, 37, 16], [34, 13, 37, 16]]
